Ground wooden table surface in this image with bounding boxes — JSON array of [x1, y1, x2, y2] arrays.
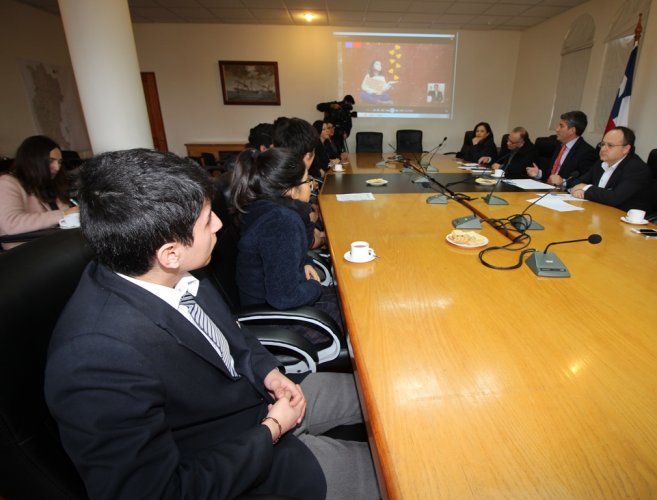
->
[[319, 185, 657, 498]]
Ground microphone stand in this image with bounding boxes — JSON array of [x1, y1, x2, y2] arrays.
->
[[525, 235, 602, 278], [482, 176, 508, 205], [402, 159, 449, 204], [420, 137, 447, 172]]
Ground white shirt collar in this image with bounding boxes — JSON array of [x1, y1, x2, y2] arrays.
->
[[117, 272, 200, 310]]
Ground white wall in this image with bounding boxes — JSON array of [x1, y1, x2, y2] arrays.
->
[[133, 23, 521, 157], [510, 0, 657, 159], [0, 1, 75, 156]]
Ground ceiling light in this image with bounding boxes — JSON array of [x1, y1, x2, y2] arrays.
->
[[303, 13, 314, 22]]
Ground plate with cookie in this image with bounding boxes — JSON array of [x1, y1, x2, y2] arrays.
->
[[474, 177, 497, 185], [445, 229, 489, 248], [366, 178, 388, 186]]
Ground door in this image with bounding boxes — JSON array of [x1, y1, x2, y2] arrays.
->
[[141, 72, 168, 152]]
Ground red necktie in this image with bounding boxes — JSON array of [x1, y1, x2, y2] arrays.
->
[[550, 144, 566, 177]]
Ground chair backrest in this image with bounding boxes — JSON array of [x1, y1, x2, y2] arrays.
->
[[396, 129, 423, 153], [208, 172, 242, 309], [0, 229, 93, 499], [355, 132, 383, 153], [201, 152, 217, 166], [534, 135, 560, 170], [647, 148, 657, 179]]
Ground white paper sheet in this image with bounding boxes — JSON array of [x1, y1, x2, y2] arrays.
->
[[503, 179, 554, 190], [526, 194, 585, 212], [336, 193, 376, 201]]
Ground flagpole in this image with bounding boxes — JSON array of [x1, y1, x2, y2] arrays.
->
[[634, 14, 643, 44]]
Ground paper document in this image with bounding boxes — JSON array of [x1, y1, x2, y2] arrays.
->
[[504, 179, 554, 190], [336, 193, 376, 202], [527, 194, 585, 212]]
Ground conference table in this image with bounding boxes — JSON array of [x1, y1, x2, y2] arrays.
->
[[318, 153, 657, 498]]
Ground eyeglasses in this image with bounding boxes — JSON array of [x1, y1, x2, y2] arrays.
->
[[49, 157, 64, 165], [296, 178, 314, 187], [597, 142, 626, 149]]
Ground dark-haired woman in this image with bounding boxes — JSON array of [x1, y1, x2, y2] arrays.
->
[[310, 120, 340, 179], [231, 148, 343, 343], [457, 122, 497, 163], [0, 135, 78, 249]]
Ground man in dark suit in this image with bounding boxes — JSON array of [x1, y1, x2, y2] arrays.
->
[[570, 126, 653, 212], [44, 149, 378, 500], [478, 126, 538, 179], [526, 110, 597, 185]]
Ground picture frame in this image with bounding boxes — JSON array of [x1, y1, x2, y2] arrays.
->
[[218, 61, 281, 106]]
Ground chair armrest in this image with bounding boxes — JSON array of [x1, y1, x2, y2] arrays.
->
[[237, 305, 343, 365]]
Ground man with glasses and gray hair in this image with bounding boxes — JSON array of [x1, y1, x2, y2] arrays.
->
[[569, 126, 653, 212], [478, 126, 538, 178]]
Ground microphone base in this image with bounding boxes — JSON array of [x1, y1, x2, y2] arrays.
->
[[483, 194, 508, 205], [452, 215, 481, 229], [375, 161, 387, 167], [510, 216, 545, 231], [425, 165, 438, 173], [412, 176, 429, 184], [401, 166, 414, 173], [525, 252, 570, 277], [426, 194, 448, 204]]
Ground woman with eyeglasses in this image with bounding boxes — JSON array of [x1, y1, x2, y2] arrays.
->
[[0, 135, 79, 249], [231, 147, 343, 344]]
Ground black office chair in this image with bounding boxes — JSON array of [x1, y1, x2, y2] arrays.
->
[[500, 133, 509, 151], [647, 148, 657, 179], [0, 230, 93, 499], [355, 132, 383, 153], [534, 135, 560, 171], [61, 150, 83, 170], [208, 173, 349, 373], [396, 129, 423, 153], [445, 130, 473, 156]]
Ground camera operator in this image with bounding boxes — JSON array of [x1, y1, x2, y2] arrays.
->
[[316, 95, 357, 153]]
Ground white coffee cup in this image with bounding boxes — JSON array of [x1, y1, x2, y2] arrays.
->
[[350, 241, 374, 262], [334, 163, 344, 172], [492, 169, 504, 178], [626, 209, 646, 223], [59, 212, 80, 229]]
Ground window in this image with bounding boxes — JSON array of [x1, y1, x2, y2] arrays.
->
[[549, 15, 595, 129]]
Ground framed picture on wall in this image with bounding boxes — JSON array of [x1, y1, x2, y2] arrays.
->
[[218, 61, 281, 105]]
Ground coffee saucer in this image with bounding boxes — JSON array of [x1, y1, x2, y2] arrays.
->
[[620, 216, 648, 225], [59, 222, 80, 229], [344, 250, 376, 263]]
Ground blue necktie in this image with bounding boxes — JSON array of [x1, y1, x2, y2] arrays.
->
[[180, 292, 239, 377]]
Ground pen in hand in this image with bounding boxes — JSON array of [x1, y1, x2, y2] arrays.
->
[[69, 198, 79, 207]]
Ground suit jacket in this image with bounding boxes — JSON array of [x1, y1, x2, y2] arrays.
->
[[542, 136, 597, 181], [573, 153, 654, 213], [498, 141, 539, 179], [45, 262, 326, 500]]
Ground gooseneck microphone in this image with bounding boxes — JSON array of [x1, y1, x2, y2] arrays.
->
[[423, 136, 448, 170], [543, 233, 602, 254], [526, 233, 602, 277]]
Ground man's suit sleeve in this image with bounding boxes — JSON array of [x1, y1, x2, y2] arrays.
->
[[45, 334, 275, 500], [584, 157, 651, 208]]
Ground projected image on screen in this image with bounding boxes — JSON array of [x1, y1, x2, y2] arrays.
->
[[337, 35, 456, 119]]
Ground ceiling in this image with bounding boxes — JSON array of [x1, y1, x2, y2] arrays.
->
[[16, 0, 586, 31]]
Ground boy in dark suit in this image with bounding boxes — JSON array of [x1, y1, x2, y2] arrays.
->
[[45, 149, 377, 499]]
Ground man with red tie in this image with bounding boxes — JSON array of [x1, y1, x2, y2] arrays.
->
[[526, 110, 597, 186]]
